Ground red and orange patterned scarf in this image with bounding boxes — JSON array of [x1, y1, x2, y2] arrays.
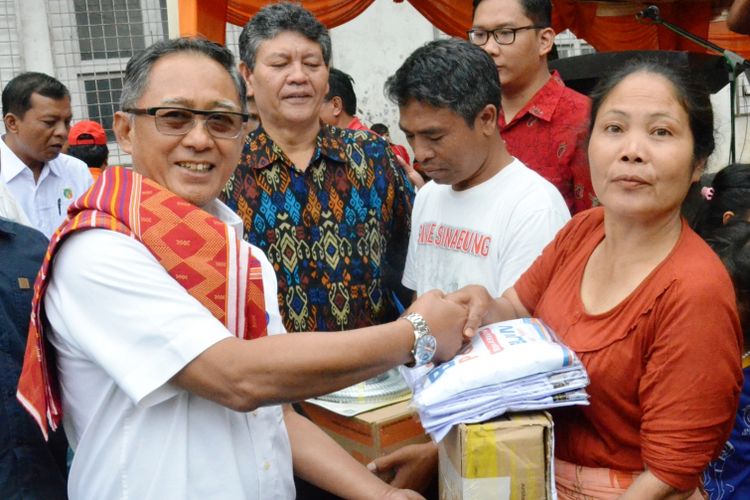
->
[[17, 166, 268, 439]]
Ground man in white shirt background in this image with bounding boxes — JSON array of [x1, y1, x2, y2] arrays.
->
[[1, 72, 92, 237]]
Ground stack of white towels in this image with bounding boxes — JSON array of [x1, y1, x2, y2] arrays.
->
[[401, 318, 590, 441]]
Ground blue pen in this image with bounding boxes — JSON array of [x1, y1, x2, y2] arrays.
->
[[58, 198, 61, 215]]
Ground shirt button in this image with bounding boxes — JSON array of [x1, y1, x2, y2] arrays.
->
[[252, 410, 258, 417], [263, 461, 270, 471]]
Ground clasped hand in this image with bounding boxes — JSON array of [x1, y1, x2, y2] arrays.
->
[[405, 285, 499, 363], [372, 285, 499, 493], [404, 289, 470, 363]]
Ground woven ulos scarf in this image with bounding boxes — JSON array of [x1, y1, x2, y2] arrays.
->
[[17, 166, 268, 439]]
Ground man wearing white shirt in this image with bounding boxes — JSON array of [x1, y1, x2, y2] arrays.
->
[[369, 38, 570, 494], [389, 39, 570, 299], [17, 37, 466, 500], [1, 72, 92, 237], [0, 174, 30, 225]]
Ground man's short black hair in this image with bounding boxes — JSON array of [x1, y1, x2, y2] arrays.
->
[[385, 38, 500, 127], [67, 144, 109, 168], [2, 72, 69, 118], [326, 68, 357, 116], [472, 0, 552, 27], [370, 123, 389, 136]]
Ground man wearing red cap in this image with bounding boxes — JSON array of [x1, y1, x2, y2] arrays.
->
[[67, 120, 109, 181]]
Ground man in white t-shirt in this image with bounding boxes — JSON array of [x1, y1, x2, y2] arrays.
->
[[389, 38, 569, 299], [17, 37, 467, 500], [1, 72, 92, 237], [370, 37, 570, 494]]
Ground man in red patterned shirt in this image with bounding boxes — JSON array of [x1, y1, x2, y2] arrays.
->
[[470, 0, 595, 213]]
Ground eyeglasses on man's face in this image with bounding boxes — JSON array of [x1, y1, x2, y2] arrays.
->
[[123, 107, 250, 139], [467, 25, 546, 46]]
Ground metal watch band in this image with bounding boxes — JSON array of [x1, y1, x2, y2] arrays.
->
[[403, 312, 431, 366]]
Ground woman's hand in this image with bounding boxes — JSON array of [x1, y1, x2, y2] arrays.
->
[[619, 470, 698, 500], [447, 285, 529, 336], [446, 285, 499, 336]]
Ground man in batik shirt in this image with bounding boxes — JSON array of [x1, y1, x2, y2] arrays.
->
[[222, 3, 414, 332]]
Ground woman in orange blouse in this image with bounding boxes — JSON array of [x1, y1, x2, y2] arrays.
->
[[452, 59, 743, 499]]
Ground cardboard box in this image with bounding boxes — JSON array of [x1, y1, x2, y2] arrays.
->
[[438, 412, 554, 500], [300, 400, 429, 465]]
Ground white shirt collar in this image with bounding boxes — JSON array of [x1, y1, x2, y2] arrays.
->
[[47, 156, 64, 177], [203, 198, 244, 240], [0, 135, 27, 182], [0, 176, 31, 225], [0, 134, 58, 180]]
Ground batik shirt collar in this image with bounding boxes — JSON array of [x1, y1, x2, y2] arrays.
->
[[243, 124, 348, 172]]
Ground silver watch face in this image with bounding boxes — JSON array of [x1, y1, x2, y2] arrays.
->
[[414, 334, 437, 365]]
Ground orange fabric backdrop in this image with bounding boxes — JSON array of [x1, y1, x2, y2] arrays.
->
[[178, 0, 749, 58], [550, 0, 713, 52], [404, 0, 473, 39], [710, 17, 750, 59], [178, 0, 375, 43], [227, 0, 375, 29]]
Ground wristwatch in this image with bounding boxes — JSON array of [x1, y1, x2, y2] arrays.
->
[[402, 313, 437, 367]]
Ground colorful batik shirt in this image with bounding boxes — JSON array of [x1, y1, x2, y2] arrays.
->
[[221, 124, 414, 332], [499, 71, 596, 214]]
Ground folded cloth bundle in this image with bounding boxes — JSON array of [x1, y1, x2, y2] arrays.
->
[[401, 318, 589, 441]]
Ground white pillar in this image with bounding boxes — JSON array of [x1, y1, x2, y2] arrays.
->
[[166, 0, 180, 39], [16, 0, 54, 74]]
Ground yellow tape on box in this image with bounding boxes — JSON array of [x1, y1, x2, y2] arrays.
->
[[438, 412, 554, 500]]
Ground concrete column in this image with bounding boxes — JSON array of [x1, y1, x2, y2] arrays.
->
[[167, 0, 180, 39], [16, 0, 54, 74]]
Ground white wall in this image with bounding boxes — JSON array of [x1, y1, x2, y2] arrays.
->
[[329, 0, 440, 150], [711, 82, 750, 172]]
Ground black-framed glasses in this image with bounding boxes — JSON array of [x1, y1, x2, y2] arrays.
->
[[467, 25, 546, 46], [123, 107, 250, 139]]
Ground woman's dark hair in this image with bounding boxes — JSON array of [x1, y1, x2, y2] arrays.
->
[[689, 164, 750, 237], [705, 220, 750, 342], [589, 58, 715, 166]]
